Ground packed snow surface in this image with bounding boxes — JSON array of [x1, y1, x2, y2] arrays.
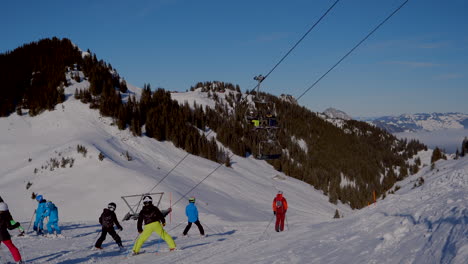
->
[[0, 81, 467, 263]]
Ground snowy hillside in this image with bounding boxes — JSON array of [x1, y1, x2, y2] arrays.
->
[[0, 77, 467, 263]]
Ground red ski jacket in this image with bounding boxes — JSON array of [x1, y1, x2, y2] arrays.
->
[[272, 194, 288, 214]]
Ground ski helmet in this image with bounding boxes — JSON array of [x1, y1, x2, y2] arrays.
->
[[36, 195, 43, 202], [189, 197, 195, 203], [0, 202, 8, 211], [277, 191, 283, 194], [142, 196, 152, 205], [108, 202, 116, 211]]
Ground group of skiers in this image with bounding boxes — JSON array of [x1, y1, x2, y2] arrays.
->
[[0, 194, 62, 264], [33, 195, 62, 237], [94, 195, 206, 255], [0, 191, 288, 262]]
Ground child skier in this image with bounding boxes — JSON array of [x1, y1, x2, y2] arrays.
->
[[272, 191, 288, 232], [0, 202, 23, 263], [0, 199, 25, 236], [33, 195, 47, 235], [95, 202, 124, 250], [182, 197, 205, 237], [43, 201, 62, 237], [132, 196, 176, 255]]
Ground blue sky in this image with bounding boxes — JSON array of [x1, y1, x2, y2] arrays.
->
[[1, 0, 467, 117]]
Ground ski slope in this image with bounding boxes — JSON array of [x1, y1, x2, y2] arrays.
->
[[0, 80, 467, 263]]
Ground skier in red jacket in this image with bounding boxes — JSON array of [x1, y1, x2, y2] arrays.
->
[[272, 191, 288, 232]]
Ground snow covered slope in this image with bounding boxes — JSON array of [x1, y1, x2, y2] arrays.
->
[[1, 148, 466, 263], [1, 79, 341, 224], [0, 78, 467, 263]]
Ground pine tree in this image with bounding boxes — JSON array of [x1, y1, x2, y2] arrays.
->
[[431, 147, 443, 164], [461, 137, 468, 157], [120, 79, 128, 93], [225, 155, 231, 167], [333, 209, 340, 219]]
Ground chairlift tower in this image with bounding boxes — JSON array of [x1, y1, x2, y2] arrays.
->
[[253, 74, 265, 101]]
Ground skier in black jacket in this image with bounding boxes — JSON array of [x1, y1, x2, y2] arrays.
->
[[94, 202, 124, 250], [0, 202, 23, 263], [131, 196, 176, 254]]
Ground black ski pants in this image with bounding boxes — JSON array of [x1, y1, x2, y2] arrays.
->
[[95, 227, 122, 247], [183, 220, 205, 236]]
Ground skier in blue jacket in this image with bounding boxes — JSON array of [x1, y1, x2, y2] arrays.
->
[[33, 195, 47, 235], [43, 201, 62, 237], [182, 197, 205, 237]]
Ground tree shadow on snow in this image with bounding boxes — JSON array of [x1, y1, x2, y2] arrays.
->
[[181, 242, 211, 250], [55, 250, 124, 264], [26, 250, 70, 263], [72, 230, 101, 238], [61, 223, 101, 231], [206, 230, 236, 237]]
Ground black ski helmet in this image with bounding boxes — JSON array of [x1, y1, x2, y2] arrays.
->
[[108, 202, 116, 211], [143, 196, 152, 205]]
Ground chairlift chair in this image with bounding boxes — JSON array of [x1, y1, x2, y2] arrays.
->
[[256, 140, 282, 160]]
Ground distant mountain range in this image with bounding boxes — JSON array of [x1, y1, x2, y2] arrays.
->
[[321, 108, 468, 133], [364, 113, 468, 133]]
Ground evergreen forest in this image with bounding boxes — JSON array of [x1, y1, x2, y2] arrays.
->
[[0, 38, 428, 209]]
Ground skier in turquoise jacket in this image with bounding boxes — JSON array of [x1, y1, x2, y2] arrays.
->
[[182, 197, 205, 237], [43, 201, 61, 236], [33, 195, 47, 235]]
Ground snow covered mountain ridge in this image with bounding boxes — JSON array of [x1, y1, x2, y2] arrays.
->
[[323, 107, 352, 120], [365, 112, 468, 133]]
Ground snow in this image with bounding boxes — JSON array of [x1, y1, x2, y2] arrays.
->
[[0, 80, 467, 263], [323, 108, 352, 120], [340, 173, 356, 188], [291, 136, 308, 153], [171, 88, 217, 110]]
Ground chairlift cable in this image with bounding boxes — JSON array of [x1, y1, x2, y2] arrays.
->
[[146, 152, 192, 193], [170, 0, 411, 205], [253, 0, 341, 91], [296, 0, 410, 102], [145, 1, 339, 194], [142, 0, 410, 210]]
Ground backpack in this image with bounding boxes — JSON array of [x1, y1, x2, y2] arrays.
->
[[101, 210, 114, 228], [276, 200, 283, 208], [47, 202, 57, 210]]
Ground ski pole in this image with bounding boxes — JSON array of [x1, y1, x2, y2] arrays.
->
[[16, 236, 26, 263], [285, 214, 289, 231], [26, 209, 36, 233], [168, 222, 185, 233], [91, 230, 102, 249], [203, 222, 216, 234], [125, 233, 140, 256], [170, 192, 172, 224], [261, 215, 275, 238]]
